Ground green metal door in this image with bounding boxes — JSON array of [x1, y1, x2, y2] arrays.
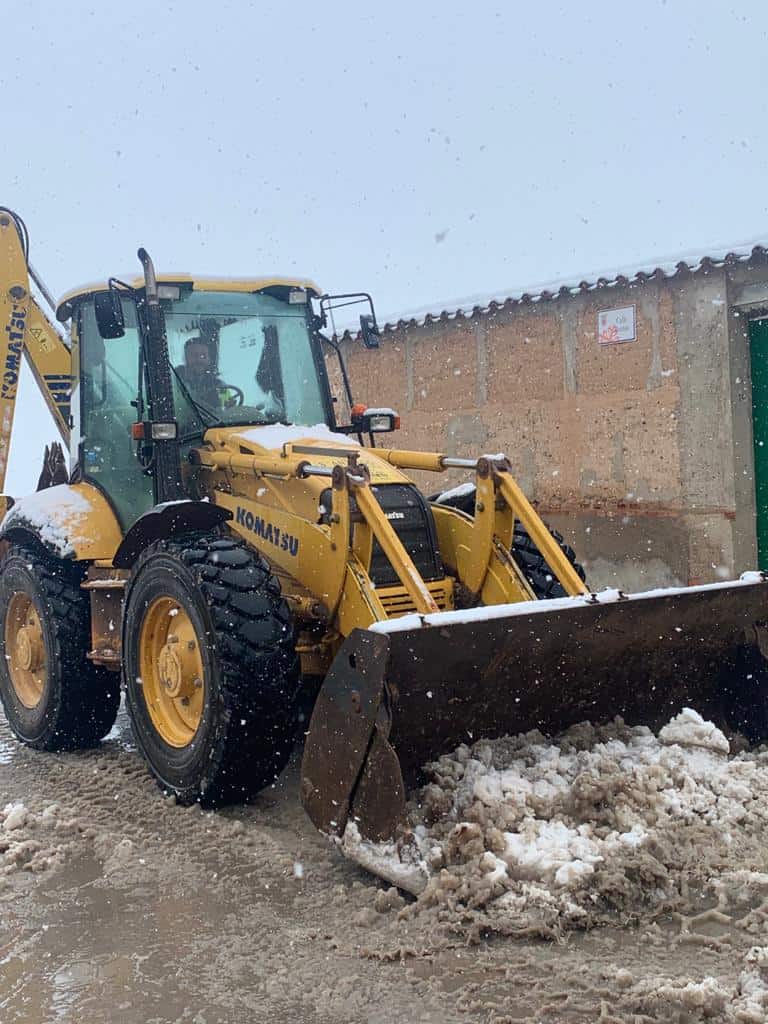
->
[[749, 318, 768, 568]]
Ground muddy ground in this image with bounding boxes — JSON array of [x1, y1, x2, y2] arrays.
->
[[0, 708, 766, 1024]]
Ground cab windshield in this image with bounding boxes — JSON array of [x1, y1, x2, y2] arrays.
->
[[162, 290, 328, 435]]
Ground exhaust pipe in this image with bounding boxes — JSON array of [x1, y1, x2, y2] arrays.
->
[[137, 248, 185, 504]]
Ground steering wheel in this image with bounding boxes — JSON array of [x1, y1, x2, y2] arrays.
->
[[217, 383, 245, 407]]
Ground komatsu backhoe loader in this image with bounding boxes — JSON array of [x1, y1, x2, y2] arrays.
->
[[0, 207, 765, 850]]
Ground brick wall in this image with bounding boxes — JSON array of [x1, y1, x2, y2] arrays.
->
[[330, 266, 762, 590]]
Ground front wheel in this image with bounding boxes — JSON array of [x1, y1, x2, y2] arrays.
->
[[123, 534, 300, 805]]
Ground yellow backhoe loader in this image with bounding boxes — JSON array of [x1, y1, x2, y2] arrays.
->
[[0, 207, 765, 851]]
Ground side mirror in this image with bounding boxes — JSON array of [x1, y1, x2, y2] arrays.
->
[[359, 314, 380, 350], [94, 289, 125, 339]]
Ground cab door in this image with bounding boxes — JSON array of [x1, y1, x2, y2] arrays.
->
[[78, 298, 154, 530]]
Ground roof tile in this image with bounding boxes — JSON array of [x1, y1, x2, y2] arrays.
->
[[339, 239, 768, 340]]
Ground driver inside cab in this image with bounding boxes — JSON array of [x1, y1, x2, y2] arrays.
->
[[175, 335, 236, 410]]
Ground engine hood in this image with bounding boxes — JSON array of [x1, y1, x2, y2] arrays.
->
[[223, 423, 361, 453], [202, 423, 412, 486]]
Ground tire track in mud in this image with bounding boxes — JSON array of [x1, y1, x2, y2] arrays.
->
[[0, 709, 767, 1023], [0, 711, 462, 1023]]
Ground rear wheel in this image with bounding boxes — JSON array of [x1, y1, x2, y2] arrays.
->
[[123, 534, 300, 805], [510, 521, 586, 599], [0, 545, 120, 749], [430, 484, 587, 598]]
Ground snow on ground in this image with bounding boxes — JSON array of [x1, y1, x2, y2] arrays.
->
[[0, 799, 82, 882], [1, 710, 767, 1021], [621, 945, 768, 1023], [341, 709, 768, 944]]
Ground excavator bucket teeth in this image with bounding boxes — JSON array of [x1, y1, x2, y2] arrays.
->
[[301, 576, 768, 842]]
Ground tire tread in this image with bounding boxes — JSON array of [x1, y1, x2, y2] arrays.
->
[[430, 485, 587, 598], [0, 545, 119, 750], [125, 533, 300, 805]]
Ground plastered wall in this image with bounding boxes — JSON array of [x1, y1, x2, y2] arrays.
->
[[331, 264, 766, 588]]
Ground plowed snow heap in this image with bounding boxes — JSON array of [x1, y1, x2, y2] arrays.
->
[[341, 709, 768, 940]]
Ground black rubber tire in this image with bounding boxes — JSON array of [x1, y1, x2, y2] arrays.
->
[[0, 545, 120, 750], [122, 533, 300, 806], [430, 484, 587, 599], [511, 522, 587, 599]]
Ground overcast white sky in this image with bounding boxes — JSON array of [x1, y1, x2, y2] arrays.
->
[[2, 0, 768, 492]]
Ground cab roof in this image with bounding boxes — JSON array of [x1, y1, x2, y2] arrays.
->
[[56, 273, 322, 322]]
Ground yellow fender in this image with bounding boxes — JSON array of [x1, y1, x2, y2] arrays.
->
[[0, 482, 122, 561]]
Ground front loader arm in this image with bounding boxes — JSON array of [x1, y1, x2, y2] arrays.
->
[[0, 210, 71, 490], [197, 442, 584, 642], [377, 449, 589, 599]]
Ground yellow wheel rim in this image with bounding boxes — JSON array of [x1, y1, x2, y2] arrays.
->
[[5, 593, 47, 709], [139, 596, 206, 748]]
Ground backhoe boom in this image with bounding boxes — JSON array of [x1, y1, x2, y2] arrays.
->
[[0, 209, 70, 491]]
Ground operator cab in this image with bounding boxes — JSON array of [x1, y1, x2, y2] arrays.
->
[[57, 275, 331, 530]]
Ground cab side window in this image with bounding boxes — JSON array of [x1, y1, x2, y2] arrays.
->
[[79, 299, 154, 528]]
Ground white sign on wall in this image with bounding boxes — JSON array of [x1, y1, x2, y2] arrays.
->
[[597, 304, 636, 345]]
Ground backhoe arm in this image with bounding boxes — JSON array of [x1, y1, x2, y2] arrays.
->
[[0, 210, 71, 490]]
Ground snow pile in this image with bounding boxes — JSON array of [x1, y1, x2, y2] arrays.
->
[[735, 947, 768, 1023], [0, 801, 78, 885], [658, 706, 731, 753], [623, 946, 768, 1022], [341, 709, 768, 938], [339, 823, 429, 894]]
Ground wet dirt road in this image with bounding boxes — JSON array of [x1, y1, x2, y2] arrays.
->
[[0, 708, 764, 1024]]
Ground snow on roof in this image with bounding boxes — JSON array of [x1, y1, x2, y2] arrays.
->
[[340, 237, 768, 339]]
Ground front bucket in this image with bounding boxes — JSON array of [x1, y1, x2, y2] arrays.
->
[[300, 575, 768, 842]]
